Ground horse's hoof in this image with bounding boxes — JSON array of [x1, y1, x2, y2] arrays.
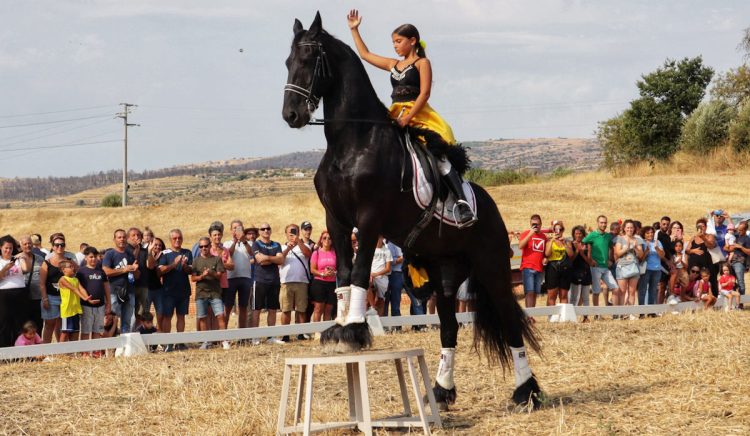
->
[[319, 324, 343, 354], [334, 322, 372, 353], [512, 374, 545, 411], [430, 382, 456, 411]]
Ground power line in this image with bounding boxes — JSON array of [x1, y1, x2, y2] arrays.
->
[[0, 105, 113, 119], [0, 114, 112, 129], [0, 118, 115, 149], [2, 139, 121, 153]]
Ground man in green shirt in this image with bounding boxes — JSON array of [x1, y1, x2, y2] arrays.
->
[[582, 215, 618, 308]]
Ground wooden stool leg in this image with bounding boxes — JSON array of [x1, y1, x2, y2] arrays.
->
[[406, 356, 431, 435], [417, 355, 443, 429], [293, 364, 307, 425], [394, 358, 412, 416], [357, 361, 373, 436], [277, 364, 292, 435], [303, 364, 314, 436], [346, 362, 356, 421]]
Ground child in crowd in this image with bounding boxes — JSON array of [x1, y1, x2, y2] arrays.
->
[[718, 264, 740, 311], [15, 321, 42, 346], [694, 268, 717, 309], [725, 231, 736, 264], [77, 247, 111, 341], [57, 260, 99, 342], [136, 312, 158, 352], [669, 240, 688, 297]]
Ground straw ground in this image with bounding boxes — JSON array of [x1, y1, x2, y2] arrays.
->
[[1, 310, 748, 434]]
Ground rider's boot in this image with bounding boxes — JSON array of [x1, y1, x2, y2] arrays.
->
[[441, 166, 478, 228]]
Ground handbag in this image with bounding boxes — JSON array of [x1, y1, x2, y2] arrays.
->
[[707, 245, 726, 264], [639, 260, 648, 275], [617, 261, 639, 279]]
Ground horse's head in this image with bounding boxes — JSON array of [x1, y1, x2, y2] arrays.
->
[[283, 12, 333, 128]]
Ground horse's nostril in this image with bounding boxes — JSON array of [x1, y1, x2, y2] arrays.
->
[[287, 111, 298, 123]]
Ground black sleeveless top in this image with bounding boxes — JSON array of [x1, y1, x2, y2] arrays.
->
[[44, 260, 64, 296], [390, 61, 421, 103]]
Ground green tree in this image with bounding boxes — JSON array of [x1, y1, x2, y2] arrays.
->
[[712, 65, 750, 108], [679, 100, 735, 153], [598, 113, 638, 168], [728, 102, 750, 152], [101, 193, 122, 207]]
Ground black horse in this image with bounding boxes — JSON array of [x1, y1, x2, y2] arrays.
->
[[282, 13, 543, 409]]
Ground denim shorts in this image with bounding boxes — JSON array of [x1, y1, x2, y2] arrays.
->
[[522, 268, 543, 294], [41, 295, 62, 320], [196, 297, 225, 319], [591, 266, 618, 294]]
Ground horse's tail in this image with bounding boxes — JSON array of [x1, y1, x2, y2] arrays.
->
[[469, 187, 541, 370]]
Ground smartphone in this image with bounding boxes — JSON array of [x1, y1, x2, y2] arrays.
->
[[234, 226, 244, 239], [290, 228, 298, 236]]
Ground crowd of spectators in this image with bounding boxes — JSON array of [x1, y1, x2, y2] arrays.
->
[[516, 211, 749, 321]]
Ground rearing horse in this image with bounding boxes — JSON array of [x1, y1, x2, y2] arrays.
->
[[282, 12, 543, 409]]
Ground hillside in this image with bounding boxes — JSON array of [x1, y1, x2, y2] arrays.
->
[[0, 138, 599, 204]]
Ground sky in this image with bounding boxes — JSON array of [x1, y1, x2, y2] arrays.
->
[[0, 0, 747, 178]]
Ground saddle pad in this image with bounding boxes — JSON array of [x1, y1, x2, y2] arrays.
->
[[410, 148, 477, 227]]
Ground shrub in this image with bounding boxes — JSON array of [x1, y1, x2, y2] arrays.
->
[[679, 100, 734, 153], [728, 101, 750, 152], [75, 199, 86, 207], [464, 168, 533, 186], [101, 193, 122, 207]]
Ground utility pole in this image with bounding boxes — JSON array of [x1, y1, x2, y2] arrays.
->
[[116, 103, 139, 207]]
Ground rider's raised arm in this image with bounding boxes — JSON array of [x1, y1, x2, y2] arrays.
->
[[348, 9, 395, 71]]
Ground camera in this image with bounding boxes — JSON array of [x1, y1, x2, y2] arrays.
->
[[290, 228, 298, 235]]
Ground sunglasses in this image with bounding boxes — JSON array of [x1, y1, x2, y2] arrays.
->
[[199, 245, 210, 249], [690, 269, 700, 273], [260, 227, 271, 231], [53, 243, 66, 248], [321, 236, 331, 240]]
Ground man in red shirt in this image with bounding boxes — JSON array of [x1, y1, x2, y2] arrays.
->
[[519, 214, 547, 308]]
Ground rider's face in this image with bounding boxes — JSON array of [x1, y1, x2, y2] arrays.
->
[[392, 34, 415, 57]]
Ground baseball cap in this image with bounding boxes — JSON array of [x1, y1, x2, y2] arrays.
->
[[300, 221, 312, 230], [713, 209, 724, 216]]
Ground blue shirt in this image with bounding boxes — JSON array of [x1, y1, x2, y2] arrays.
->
[[645, 240, 663, 271], [102, 249, 135, 288], [386, 242, 403, 273], [159, 248, 193, 296], [252, 240, 282, 284], [715, 224, 728, 255]]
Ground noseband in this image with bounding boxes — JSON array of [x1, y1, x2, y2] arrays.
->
[[284, 41, 331, 114]]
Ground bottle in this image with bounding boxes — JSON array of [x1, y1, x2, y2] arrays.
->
[[128, 271, 135, 285]]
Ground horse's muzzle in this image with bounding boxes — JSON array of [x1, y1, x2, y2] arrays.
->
[[282, 108, 310, 128]]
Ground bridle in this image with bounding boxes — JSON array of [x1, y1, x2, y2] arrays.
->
[[284, 41, 331, 114]]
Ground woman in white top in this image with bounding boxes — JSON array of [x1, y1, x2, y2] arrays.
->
[[614, 220, 645, 309], [0, 235, 32, 347]]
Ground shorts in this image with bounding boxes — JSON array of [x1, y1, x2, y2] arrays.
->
[[41, 295, 62, 320], [544, 262, 571, 290], [61, 314, 81, 333], [252, 281, 280, 311], [719, 289, 734, 297], [522, 268, 543, 294], [224, 277, 253, 308], [161, 293, 190, 316], [81, 305, 106, 334], [196, 297, 225, 319], [280, 282, 308, 312], [591, 266, 617, 294], [372, 276, 389, 299], [309, 280, 337, 305], [134, 286, 149, 318], [148, 288, 163, 315]]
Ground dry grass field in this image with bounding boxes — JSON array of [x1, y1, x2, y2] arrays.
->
[[1, 311, 748, 435]]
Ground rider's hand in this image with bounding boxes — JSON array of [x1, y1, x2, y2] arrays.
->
[[397, 116, 410, 128], [347, 10, 362, 30]]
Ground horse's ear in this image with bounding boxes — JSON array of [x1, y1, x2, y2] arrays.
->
[[308, 11, 322, 38], [293, 18, 303, 35]]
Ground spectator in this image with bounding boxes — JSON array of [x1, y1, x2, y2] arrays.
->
[[384, 240, 405, 319], [57, 259, 98, 342], [582, 215, 618, 310], [614, 220, 644, 312], [670, 221, 685, 245], [126, 227, 149, 330], [369, 236, 392, 316], [20, 236, 45, 334], [30, 234, 47, 257], [727, 219, 750, 302], [77, 246, 111, 342], [75, 243, 89, 266], [544, 221, 573, 306], [0, 235, 32, 347], [191, 236, 229, 349], [279, 224, 312, 341], [456, 279, 474, 315], [718, 264, 740, 311], [15, 321, 42, 346], [45, 232, 76, 262], [519, 214, 546, 309], [145, 237, 165, 331], [310, 230, 337, 322], [607, 221, 622, 304], [135, 312, 158, 352], [158, 229, 193, 347], [252, 223, 285, 345], [102, 229, 139, 333], [655, 216, 674, 304], [300, 221, 316, 251], [638, 226, 665, 307], [224, 219, 255, 330], [569, 225, 592, 319], [709, 209, 734, 257], [209, 223, 233, 332], [687, 218, 717, 296], [38, 234, 69, 343], [694, 268, 717, 308], [142, 228, 154, 249], [681, 267, 701, 302], [669, 240, 689, 297]]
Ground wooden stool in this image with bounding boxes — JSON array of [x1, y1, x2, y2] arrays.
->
[[277, 348, 442, 435]]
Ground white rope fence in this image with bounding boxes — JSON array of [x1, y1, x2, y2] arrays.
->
[[1, 295, 747, 361]]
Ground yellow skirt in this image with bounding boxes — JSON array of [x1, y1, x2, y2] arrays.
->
[[389, 101, 456, 145]]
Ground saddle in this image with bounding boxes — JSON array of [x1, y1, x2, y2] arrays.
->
[[399, 128, 477, 248]]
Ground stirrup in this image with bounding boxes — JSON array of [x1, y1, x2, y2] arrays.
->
[[452, 200, 477, 229]]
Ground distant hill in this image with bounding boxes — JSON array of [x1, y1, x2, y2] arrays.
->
[[0, 139, 599, 203]]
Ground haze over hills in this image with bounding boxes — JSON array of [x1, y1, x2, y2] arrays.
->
[[0, 138, 599, 205]]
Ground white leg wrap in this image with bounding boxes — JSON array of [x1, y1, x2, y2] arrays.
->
[[435, 347, 456, 390], [437, 157, 452, 176], [511, 346, 532, 388], [345, 285, 367, 325], [334, 287, 351, 325]]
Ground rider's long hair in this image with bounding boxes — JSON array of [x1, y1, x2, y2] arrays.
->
[[392, 24, 425, 58]]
